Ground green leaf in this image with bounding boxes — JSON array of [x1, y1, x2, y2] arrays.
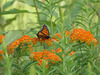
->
[[47, 68, 56, 75], [52, 0, 63, 6], [23, 61, 35, 72], [75, 21, 88, 30], [12, 63, 20, 70], [4, 15, 17, 26], [19, 0, 35, 7], [0, 8, 29, 15], [65, 43, 76, 51], [76, 15, 88, 20], [75, 66, 87, 75], [0, 30, 24, 51], [3, 0, 15, 11], [29, 64, 36, 75], [88, 62, 92, 75], [37, 0, 48, 7], [92, 24, 100, 29], [75, 17, 88, 23]]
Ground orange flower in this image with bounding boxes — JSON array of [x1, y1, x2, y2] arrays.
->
[[52, 33, 62, 42], [7, 39, 20, 54], [0, 50, 5, 60], [52, 36, 59, 42], [92, 38, 98, 46], [47, 53, 61, 64], [55, 33, 62, 39], [32, 37, 53, 46], [29, 52, 43, 61], [56, 48, 62, 52], [28, 45, 34, 52], [29, 50, 61, 65], [70, 51, 75, 56], [45, 39, 52, 46], [0, 35, 5, 44], [66, 31, 70, 37], [20, 35, 31, 44], [31, 37, 38, 45], [29, 49, 76, 68], [70, 28, 98, 46], [6, 35, 34, 54], [51, 50, 56, 52], [38, 38, 45, 43], [43, 50, 51, 56]]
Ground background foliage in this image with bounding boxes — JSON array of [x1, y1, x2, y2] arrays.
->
[[0, 0, 100, 75]]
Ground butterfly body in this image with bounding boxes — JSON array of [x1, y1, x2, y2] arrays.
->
[[37, 25, 50, 39]]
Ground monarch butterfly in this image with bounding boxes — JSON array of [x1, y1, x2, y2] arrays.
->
[[37, 25, 50, 39]]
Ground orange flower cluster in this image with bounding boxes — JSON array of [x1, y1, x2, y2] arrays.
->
[[0, 50, 5, 60], [31, 37, 53, 46], [19, 35, 31, 44], [55, 48, 75, 56], [29, 49, 62, 68], [7, 35, 33, 54], [30, 50, 61, 62], [69, 51, 75, 56], [0, 35, 33, 55], [7, 39, 20, 54], [54, 48, 62, 52], [0, 35, 5, 44], [52, 31, 70, 42], [66, 31, 70, 37], [70, 28, 98, 45], [52, 33, 62, 42], [29, 48, 76, 68]]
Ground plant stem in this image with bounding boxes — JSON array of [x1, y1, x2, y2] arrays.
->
[[49, 0, 53, 35], [0, 0, 4, 32], [68, 0, 74, 29], [3, 39, 12, 75], [88, 62, 92, 75], [88, 2, 100, 35], [33, 0, 41, 25], [88, 2, 100, 17], [17, 1, 21, 29], [62, 55, 65, 73], [17, 59, 23, 75], [59, 7, 63, 32]]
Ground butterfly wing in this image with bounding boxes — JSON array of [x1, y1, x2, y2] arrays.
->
[[41, 25, 49, 36], [37, 25, 50, 39], [37, 31, 46, 38]]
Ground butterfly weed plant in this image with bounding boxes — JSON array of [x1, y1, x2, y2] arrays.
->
[[0, 0, 100, 75]]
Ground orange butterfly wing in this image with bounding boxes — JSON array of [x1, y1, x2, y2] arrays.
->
[[37, 25, 50, 39]]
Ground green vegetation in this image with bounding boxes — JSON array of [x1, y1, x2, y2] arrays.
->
[[0, 0, 100, 75]]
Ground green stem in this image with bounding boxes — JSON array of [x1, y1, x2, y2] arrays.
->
[[17, 1, 21, 29], [0, 0, 2, 12], [20, 3, 24, 30], [22, 5, 25, 29], [88, 2, 100, 35], [62, 55, 65, 73], [59, 7, 66, 49], [59, 7, 63, 32], [7, 58, 11, 75], [33, 0, 41, 25], [49, 0, 53, 35], [3, 39, 11, 75], [88, 2, 100, 18], [68, 0, 74, 29], [17, 59, 23, 75], [88, 62, 92, 75], [0, 0, 4, 32]]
